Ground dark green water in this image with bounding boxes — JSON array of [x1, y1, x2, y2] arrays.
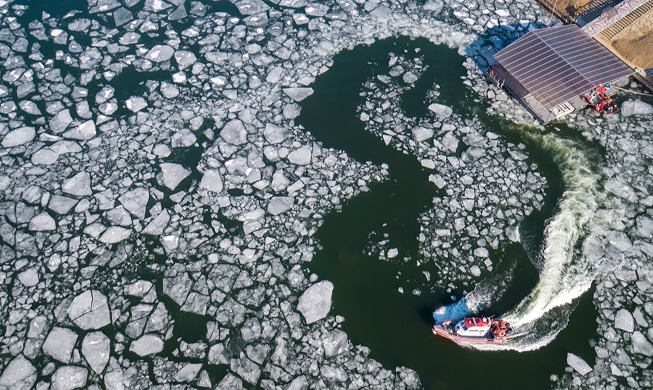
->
[[297, 37, 599, 390]]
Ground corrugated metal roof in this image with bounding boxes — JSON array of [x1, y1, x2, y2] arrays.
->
[[494, 24, 632, 110]]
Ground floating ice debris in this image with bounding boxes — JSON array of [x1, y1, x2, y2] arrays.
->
[[0, 0, 625, 387], [323, 330, 349, 357], [427, 103, 453, 118], [199, 169, 224, 193], [174, 50, 197, 69], [130, 334, 164, 357], [145, 45, 175, 63], [62, 172, 92, 197], [567, 353, 593, 376], [50, 366, 88, 390], [288, 145, 312, 165], [220, 119, 248, 145], [268, 196, 294, 215], [68, 290, 111, 330], [298, 281, 333, 324], [49, 109, 73, 133], [81, 332, 110, 374], [42, 327, 77, 364], [113, 7, 133, 26], [621, 99, 653, 117], [235, 0, 270, 15], [1, 126, 35, 147], [0, 355, 36, 389], [631, 331, 653, 356], [118, 188, 149, 219], [63, 120, 96, 140], [159, 163, 191, 190], [31, 148, 59, 165], [411, 126, 434, 142], [28, 212, 56, 231], [614, 308, 635, 332], [125, 96, 148, 113], [17, 268, 39, 287], [264, 123, 287, 144], [99, 226, 131, 244], [283, 87, 314, 102], [142, 210, 170, 235]]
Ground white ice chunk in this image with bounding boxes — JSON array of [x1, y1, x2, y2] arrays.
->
[[279, 0, 308, 7], [297, 281, 333, 324], [632, 331, 653, 356], [142, 210, 170, 235], [428, 103, 453, 118], [17, 268, 39, 287], [267, 196, 294, 215], [63, 120, 96, 140], [0, 355, 36, 389], [171, 129, 197, 148], [42, 327, 78, 363], [68, 290, 111, 330], [125, 96, 148, 112], [81, 332, 110, 374], [1, 126, 35, 147], [159, 163, 191, 190], [174, 50, 197, 69], [322, 329, 348, 357], [566, 353, 592, 376], [48, 195, 78, 215], [49, 109, 73, 133], [145, 45, 175, 62], [220, 119, 248, 145], [31, 148, 59, 165], [50, 366, 87, 390], [264, 123, 287, 144], [614, 308, 635, 332], [288, 145, 312, 165], [62, 172, 92, 197], [29, 212, 56, 231], [283, 87, 314, 102], [130, 334, 164, 356], [98, 226, 131, 244], [199, 169, 224, 193], [636, 216, 653, 238], [473, 247, 489, 258], [621, 99, 653, 117], [119, 188, 149, 219], [234, 0, 270, 15], [441, 131, 459, 152], [113, 7, 133, 26], [411, 126, 434, 142]]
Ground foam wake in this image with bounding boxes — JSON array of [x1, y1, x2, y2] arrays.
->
[[495, 130, 600, 350], [436, 129, 601, 351]]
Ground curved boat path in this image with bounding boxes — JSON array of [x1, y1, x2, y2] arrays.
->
[[297, 37, 599, 390]]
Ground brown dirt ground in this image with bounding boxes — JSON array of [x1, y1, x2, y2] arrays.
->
[[611, 10, 653, 69], [535, 0, 653, 70]]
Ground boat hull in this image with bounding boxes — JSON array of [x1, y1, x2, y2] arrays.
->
[[432, 324, 521, 345]]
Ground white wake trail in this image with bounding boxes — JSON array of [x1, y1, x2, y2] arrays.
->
[[503, 132, 599, 328], [436, 130, 602, 352]]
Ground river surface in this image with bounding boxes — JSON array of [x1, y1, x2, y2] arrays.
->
[[298, 37, 600, 390]]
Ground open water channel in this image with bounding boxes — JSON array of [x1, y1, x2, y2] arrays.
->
[[298, 36, 600, 390]]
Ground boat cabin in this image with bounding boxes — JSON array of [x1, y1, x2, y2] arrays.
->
[[453, 317, 492, 337]]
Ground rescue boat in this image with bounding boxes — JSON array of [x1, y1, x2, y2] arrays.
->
[[432, 317, 522, 344]]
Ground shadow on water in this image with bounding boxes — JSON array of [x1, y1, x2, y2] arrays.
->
[[297, 36, 598, 390]]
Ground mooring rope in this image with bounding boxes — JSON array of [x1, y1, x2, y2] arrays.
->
[[614, 85, 653, 97]]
